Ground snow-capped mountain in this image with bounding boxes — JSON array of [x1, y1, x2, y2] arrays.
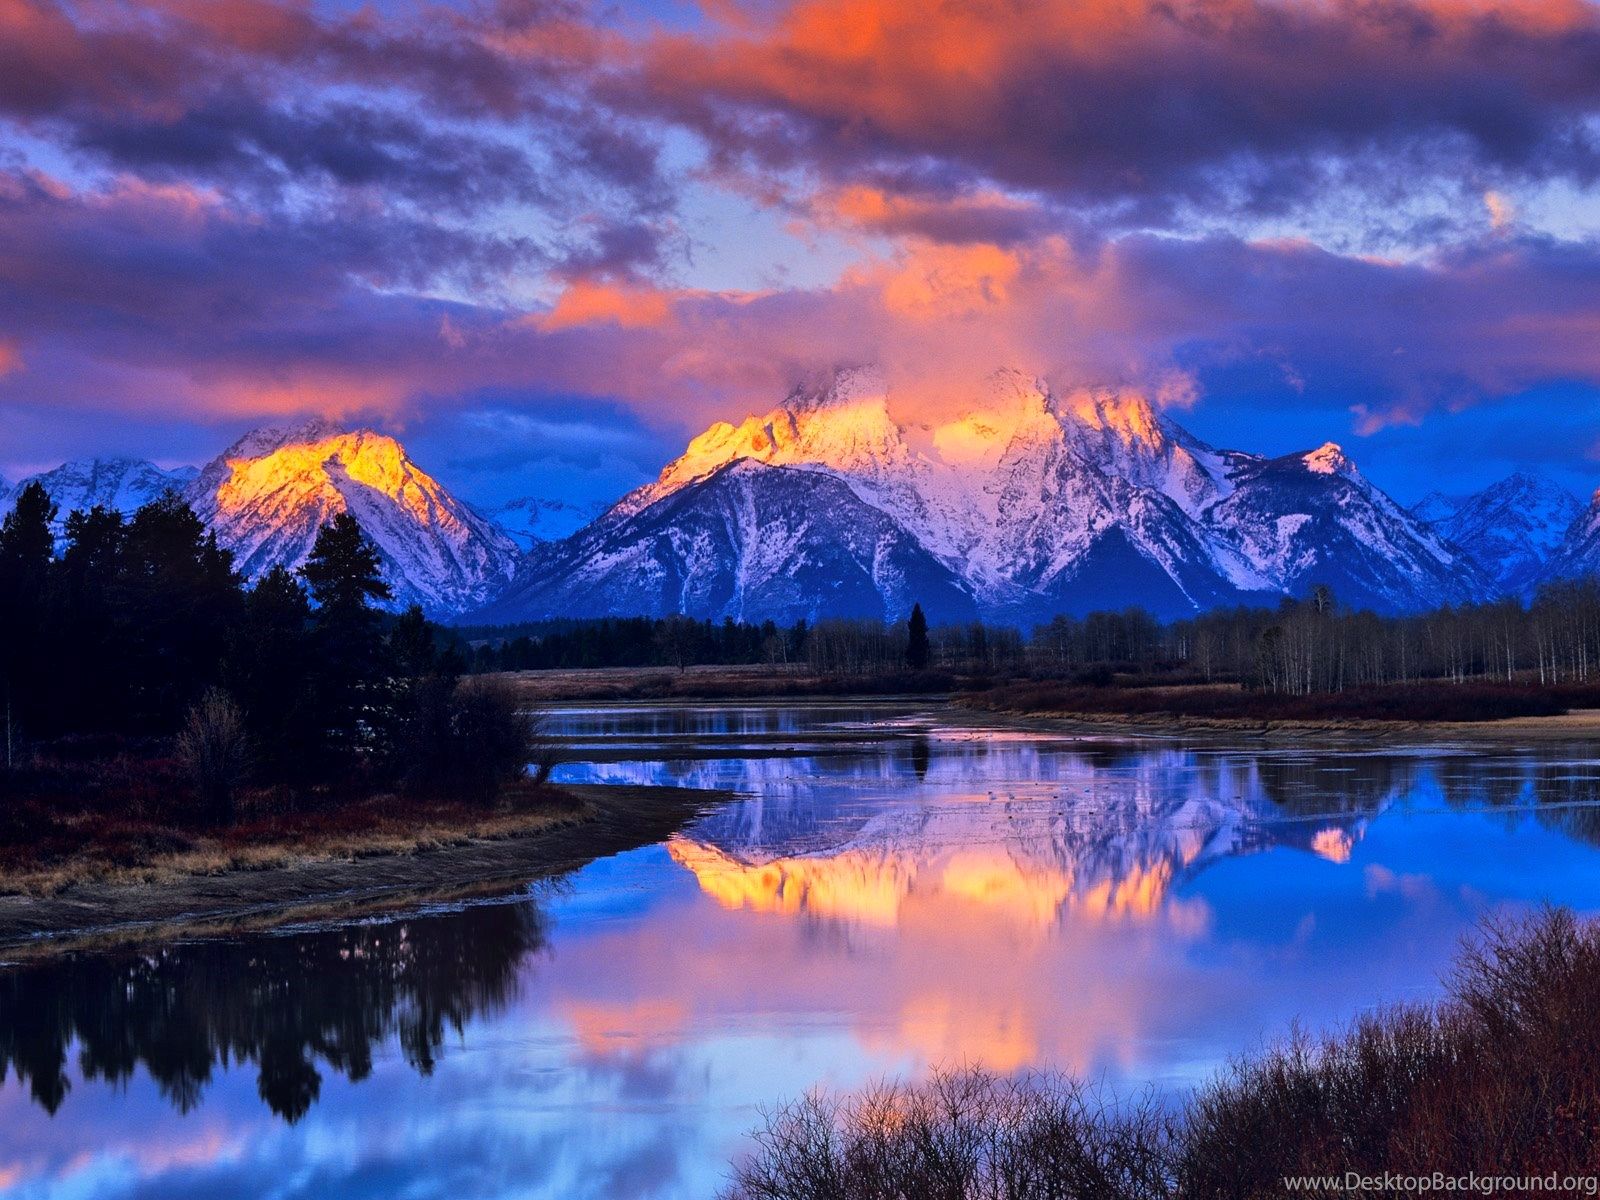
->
[[1542, 487, 1600, 586], [1419, 472, 1582, 594], [1204, 442, 1483, 613], [486, 367, 1484, 623], [186, 420, 521, 614], [1409, 490, 1468, 527], [478, 458, 978, 625], [0, 458, 199, 543], [488, 495, 597, 550]]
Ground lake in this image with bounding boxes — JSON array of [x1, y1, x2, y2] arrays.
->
[[5, 700, 1600, 1199]]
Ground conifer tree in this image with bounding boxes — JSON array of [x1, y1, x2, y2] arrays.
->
[[300, 514, 392, 773], [906, 603, 931, 671], [0, 483, 57, 743]]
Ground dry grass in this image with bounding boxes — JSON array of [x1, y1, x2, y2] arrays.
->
[[967, 680, 1586, 725], [0, 781, 587, 897]]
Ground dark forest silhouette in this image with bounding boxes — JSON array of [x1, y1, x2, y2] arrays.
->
[[0, 900, 546, 1122]]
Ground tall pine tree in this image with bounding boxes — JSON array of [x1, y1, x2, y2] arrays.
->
[[0, 482, 55, 755], [906, 603, 931, 671], [300, 514, 392, 774]]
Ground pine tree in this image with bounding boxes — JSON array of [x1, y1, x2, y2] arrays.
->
[[906, 602, 931, 671], [0, 482, 57, 744], [302, 513, 392, 615], [300, 514, 392, 775], [121, 493, 240, 730], [223, 566, 319, 785]]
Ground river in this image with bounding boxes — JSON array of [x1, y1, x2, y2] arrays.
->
[[4, 701, 1600, 1198]]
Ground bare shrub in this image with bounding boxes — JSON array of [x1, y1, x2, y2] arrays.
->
[[723, 1066, 1176, 1200], [1180, 904, 1600, 1195], [176, 688, 251, 823], [524, 706, 564, 787], [728, 910, 1600, 1200]]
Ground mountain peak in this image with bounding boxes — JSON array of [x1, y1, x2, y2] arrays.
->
[[189, 424, 518, 614], [1302, 442, 1357, 478], [222, 416, 349, 460], [785, 365, 887, 414], [1059, 387, 1167, 451], [0, 457, 199, 542]]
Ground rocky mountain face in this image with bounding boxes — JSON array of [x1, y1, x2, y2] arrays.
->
[[1412, 472, 1583, 595], [183, 420, 521, 614], [1541, 487, 1600, 586], [491, 367, 1487, 624], [477, 458, 978, 626]]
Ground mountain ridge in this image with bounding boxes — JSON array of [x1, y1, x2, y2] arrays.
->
[[492, 368, 1491, 624], [8, 381, 1600, 623]]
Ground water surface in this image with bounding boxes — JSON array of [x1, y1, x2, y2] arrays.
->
[[5, 701, 1600, 1198]]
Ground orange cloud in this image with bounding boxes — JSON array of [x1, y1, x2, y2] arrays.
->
[[0, 339, 22, 377], [534, 280, 683, 332], [873, 242, 1021, 320]]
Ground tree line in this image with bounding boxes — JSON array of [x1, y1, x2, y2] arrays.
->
[[0, 482, 534, 819], [467, 582, 1600, 694]]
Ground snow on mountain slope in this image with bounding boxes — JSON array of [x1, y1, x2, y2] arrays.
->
[[489, 495, 598, 550], [187, 421, 520, 614], [606, 367, 1282, 617], [1409, 490, 1467, 527], [1541, 487, 1600, 587], [1, 458, 199, 543], [1429, 472, 1582, 594], [1206, 443, 1486, 611], [478, 458, 978, 626], [552, 367, 1471, 621]]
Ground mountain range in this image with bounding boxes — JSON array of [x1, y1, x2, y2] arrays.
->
[[5, 366, 1600, 623]]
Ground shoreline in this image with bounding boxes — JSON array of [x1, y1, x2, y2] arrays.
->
[[0, 783, 728, 954], [953, 701, 1600, 744]]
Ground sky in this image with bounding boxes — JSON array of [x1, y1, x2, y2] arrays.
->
[[5, 0, 1600, 512]]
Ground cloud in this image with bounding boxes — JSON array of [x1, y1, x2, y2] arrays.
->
[[628, 0, 1600, 231], [6, 154, 1600, 447], [4, 0, 1600, 486], [0, 0, 674, 275]]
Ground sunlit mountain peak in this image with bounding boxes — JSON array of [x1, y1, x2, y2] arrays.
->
[[186, 423, 520, 613]]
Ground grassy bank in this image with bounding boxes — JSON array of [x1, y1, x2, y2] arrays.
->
[[0, 732, 588, 892], [726, 908, 1600, 1200], [0, 783, 726, 949]]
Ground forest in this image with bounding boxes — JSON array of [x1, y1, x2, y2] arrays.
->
[[0, 482, 537, 837], [465, 580, 1600, 696]]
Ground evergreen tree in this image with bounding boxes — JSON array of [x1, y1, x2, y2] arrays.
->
[[121, 493, 240, 729], [223, 566, 318, 786], [301, 513, 391, 615], [0, 482, 55, 755], [56, 506, 129, 732], [906, 603, 931, 671], [0, 482, 55, 582], [300, 514, 392, 773], [388, 605, 441, 679]]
